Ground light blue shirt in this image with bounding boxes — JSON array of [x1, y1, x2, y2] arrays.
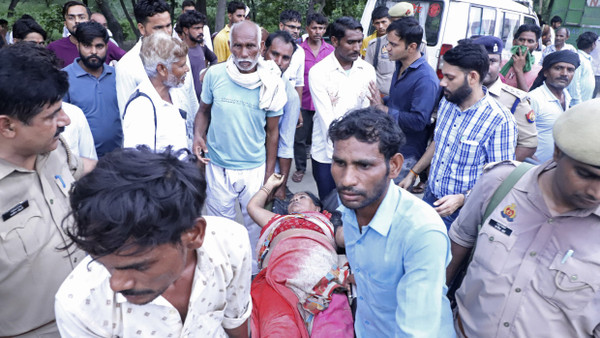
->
[[340, 183, 455, 338], [567, 50, 595, 106], [201, 63, 283, 169], [277, 80, 300, 159], [528, 83, 571, 162]]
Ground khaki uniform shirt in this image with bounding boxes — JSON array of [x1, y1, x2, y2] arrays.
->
[[488, 78, 538, 148], [450, 161, 600, 337], [365, 35, 395, 95], [0, 137, 85, 336]]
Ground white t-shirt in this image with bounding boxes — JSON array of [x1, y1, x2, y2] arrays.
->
[[55, 216, 252, 337], [282, 46, 305, 89], [61, 102, 98, 160]]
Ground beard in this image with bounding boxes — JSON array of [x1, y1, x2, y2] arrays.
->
[[80, 53, 106, 70], [190, 34, 204, 44], [163, 71, 185, 88], [444, 78, 473, 105], [232, 53, 259, 72]]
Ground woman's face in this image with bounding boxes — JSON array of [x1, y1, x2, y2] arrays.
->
[[287, 193, 320, 214]]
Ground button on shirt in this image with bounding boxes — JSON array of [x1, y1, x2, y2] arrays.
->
[[0, 138, 84, 336], [300, 40, 334, 110], [122, 79, 188, 151], [386, 56, 439, 160], [450, 161, 600, 337], [429, 93, 517, 199], [309, 53, 376, 163], [528, 82, 571, 162], [55, 216, 253, 337], [340, 183, 455, 337], [63, 58, 123, 157]]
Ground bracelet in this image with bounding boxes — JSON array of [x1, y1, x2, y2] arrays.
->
[[409, 169, 419, 177], [261, 186, 271, 195]]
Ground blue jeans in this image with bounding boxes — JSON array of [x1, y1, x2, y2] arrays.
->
[[422, 186, 461, 230], [311, 159, 336, 201]]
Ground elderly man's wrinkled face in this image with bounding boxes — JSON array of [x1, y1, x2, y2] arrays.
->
[[231, 22, 261, 73], [555, 28, 569, 48], [164, 57, 189, 88], [544, 61, 575, 90]]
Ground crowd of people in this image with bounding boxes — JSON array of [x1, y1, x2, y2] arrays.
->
[[1, 0, 600, 337]]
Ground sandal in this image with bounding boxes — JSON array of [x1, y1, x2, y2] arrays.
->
[[292, 170, 304, 183]]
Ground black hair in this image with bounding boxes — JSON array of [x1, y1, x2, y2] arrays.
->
[[291, 191, 323, 213], [62, 1, 91, 19], [12, 15, 47, 41], [386, 17, 422, 48], [134, 0, 171, 24], [74, 21, 108, 44], [306, 12, 328, 26], [0, 43, 68, 124], [577, 31, 599, 50], [265, 30, 297, 53], [371, 6, 389, 22], [181, 0, 196, 9], [443, 43, 489, 83], [178, 10, 206, 29], [227, 1, 246, 14], [65, 146, 207, 257], [550, 15, 562, 24], [330, 16, 362, 41], [556, 26, 570, 36], [0, 19, 8, 26], [328, 107, 405, 162], [513, 23, 542, 40], [280, 9, 301, 24]]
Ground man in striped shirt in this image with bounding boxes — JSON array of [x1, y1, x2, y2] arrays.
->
[[407, 43, 518, 229]]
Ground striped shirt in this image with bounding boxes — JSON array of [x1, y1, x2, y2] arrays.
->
[[429, 92, 517, 199]]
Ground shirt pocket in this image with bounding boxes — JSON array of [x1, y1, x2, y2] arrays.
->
[[531, 253, 600, 311], [456, 138, 482, 166], [0, 200, 43, 264], [472, 220, 517, 274], [364, 276, 396, 312]]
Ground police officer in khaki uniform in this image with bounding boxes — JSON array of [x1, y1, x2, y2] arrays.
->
[[0, 44, 93, 337], [447, 98, 600, 337], [473, 36, 538, 161]]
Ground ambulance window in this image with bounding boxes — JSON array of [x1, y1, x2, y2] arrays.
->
[[410, 1, 444, 46], [467, 6, 496, 38], [500, 11, 520, 46]]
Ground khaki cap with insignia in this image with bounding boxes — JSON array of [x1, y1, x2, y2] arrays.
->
[[389, 2, 414, 17], [553, 98, 600, 166]]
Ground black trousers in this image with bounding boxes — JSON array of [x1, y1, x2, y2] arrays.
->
[[293, 109, 314, 172]]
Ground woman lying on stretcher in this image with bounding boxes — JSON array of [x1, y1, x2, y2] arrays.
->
[[247, 173, 354, 338]]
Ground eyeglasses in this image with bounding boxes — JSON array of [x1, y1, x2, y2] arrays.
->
[[283, 23, 301, 30]]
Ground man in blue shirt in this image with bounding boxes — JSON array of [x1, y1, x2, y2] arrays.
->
[[369, 17, 439, 181], [63, 21, 122, 157], [330, 107, 454, 337]]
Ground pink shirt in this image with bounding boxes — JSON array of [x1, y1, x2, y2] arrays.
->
[[501, 59, 542, 91], [300, 40, 334, 110]]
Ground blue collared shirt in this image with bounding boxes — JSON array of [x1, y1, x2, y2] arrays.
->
[[386, 56, 439, 159], [429, 92, 517, 198], [340, 183, 455, 337], [63, 58, 123, 157]]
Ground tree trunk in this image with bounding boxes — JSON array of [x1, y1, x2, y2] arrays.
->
[[170, 0, 176, 19], [196, 0, 207, 14], [7, 0, 20, 18], [215, 0, 226, 32], [119, 0, 140, 40], [82, 0, 88, 6], [95, 0, 126, 45]]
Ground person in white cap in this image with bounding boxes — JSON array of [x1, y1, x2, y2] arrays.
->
[[447, 98, 600, 337]]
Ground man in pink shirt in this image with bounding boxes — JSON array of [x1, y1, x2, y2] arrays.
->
[[292, 13, 334, 183], [500, 24, 542, 91]]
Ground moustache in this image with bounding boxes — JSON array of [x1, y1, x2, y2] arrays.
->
[[54, 126, 65, 137], [337, 186, 366, 196], [119, 289, 155, 297]]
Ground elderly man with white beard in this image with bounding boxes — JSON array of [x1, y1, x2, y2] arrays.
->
[[193, 20, 287, 274], [122, 31, 190, 151]]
